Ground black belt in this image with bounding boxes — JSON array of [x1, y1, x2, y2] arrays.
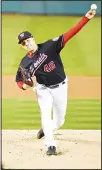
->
[[47, 81, 65, 89]]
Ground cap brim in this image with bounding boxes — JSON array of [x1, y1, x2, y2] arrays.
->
[[18, 35, 33, 44]]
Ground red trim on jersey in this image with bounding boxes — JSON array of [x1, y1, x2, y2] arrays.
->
[[27, 48, 39, 58], [62, 16, 90, 46], [17, 81, 27, 90], [27, 51, 34, 58], [17, 81, 24, 89]]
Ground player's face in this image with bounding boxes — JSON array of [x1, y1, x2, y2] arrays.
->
[[21, 37, 37, 52]]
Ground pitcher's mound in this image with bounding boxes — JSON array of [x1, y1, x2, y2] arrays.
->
[[2, 130, 101, 169]]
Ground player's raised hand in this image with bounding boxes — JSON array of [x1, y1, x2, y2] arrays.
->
[[85, 9, 96, 19], [85, 4, 97, 19]]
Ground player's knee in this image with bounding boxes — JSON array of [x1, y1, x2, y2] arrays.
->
[[41, 115, 50, 125]]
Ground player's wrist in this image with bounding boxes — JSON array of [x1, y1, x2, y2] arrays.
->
[[84, 16, 90, 21], [22, 83, 30, 90], [22, 87, 26, 90]]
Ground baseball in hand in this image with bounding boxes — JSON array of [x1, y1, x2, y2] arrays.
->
[[91, 4, 97, 10]]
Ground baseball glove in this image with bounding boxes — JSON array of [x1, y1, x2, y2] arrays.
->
[[19, 65, 34, 87]]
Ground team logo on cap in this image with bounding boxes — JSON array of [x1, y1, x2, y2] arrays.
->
[[20, 33, 24, 38]]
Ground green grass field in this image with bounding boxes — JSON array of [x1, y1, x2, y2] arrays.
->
[[2, 98, 101, 130], [2, 15, 101, 76], [2, 15, 101, 130]]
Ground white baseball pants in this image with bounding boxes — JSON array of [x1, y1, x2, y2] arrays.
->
[[36, 77, 68, 148]]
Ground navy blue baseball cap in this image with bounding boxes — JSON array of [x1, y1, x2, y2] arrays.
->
[[18, 31, 33, 44]]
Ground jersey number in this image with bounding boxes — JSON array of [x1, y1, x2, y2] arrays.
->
[[44, 61, 56, 72]]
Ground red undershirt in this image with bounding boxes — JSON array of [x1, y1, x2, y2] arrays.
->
[[17, 16, 90, 89], [62, 16, 89, 46]]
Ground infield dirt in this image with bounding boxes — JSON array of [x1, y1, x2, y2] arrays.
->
[[2, 75, 101, 99], [2, 130, 101, 169]]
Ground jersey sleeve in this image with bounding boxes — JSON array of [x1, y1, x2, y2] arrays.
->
[[62, 16, 89, 46], [50, 16, 89, 54], [51, 35, 64, 54]]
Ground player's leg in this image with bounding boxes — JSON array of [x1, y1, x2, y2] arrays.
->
[[36, 84, 56, 149], [37, 78, 68, 137], [51, 78, 68, 130]]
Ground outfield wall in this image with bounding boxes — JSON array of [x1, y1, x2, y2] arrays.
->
[[2, 1, 101, 15]]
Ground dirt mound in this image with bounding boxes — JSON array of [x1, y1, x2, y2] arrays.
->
[[2, 130, 101, 169]]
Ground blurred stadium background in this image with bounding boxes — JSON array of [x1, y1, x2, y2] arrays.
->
[[2, 1, 101, 130], [2, 1, 101, 15]]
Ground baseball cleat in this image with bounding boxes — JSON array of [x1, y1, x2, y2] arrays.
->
[[46, 146, 57, 155], [37, 128, 44, 139]]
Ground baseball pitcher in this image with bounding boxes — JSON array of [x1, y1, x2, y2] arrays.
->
[[16, 9, 96, 155]]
